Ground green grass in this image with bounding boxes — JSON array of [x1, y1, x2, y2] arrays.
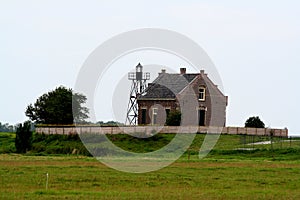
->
[[30, 133, 90, 156], [1, 132, 300, 199], [106, 133, 176, 153], [1, 132, 300, 160], [0, 154, 300, 199], [0, 132, 16, 153]]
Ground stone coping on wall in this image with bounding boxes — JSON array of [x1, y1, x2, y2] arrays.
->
[[35, 126, 288, 137]]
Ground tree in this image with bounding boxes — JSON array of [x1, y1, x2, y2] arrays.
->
[[96, 121, 124, 127], [245, 116, 265, 128], [0, 122, 15, 132], [25, 86, 89, 124], [165, 110, 181, 126], [15, 121, 32, 153]]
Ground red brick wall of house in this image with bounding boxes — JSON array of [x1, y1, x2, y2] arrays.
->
[[137, 100, 177, 125], [137, 71, 227, 126]]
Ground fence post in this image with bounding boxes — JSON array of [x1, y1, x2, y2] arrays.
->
[[270, 129, 274, 151]]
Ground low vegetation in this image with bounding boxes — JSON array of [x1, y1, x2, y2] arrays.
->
[[0, 132, 16, 153], [1, 132, 300, 199], [1, 132, 300, 160]]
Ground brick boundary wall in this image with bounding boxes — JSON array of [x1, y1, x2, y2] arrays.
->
[[35, 126, 288, 137]]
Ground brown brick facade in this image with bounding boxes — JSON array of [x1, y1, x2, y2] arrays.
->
[[137, 99, 177, 125], [137, 69, 227, 126]]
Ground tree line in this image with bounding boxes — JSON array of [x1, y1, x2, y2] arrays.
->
[[0, 122, 15, 132]]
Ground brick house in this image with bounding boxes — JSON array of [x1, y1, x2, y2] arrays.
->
[[137, 68, 228, 126]]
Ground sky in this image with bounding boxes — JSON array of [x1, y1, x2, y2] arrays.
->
[[1, 1, 300, 135]]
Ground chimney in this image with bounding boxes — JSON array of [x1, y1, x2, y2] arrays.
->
[[180, 68, 186, 74], [200, 70, 205, 74], [159, 69, 166, 76]]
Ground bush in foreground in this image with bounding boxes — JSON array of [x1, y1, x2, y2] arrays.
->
[[15, 121, 32, 153]]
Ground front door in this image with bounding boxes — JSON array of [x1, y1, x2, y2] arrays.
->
[[141, 109, 147, 124], [198, 109, 205, 126]]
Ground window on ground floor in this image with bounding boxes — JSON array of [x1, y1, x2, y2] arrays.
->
[[152, 108, 158, 124], [141, 108, 147, 124]]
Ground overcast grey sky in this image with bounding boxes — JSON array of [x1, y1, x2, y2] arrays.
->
[[1, 1, 300, 135]]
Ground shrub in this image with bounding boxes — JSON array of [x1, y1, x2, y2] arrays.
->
[[245, 116, 265, 128], [15, 121, 32, 153], [165, 110, 181, 126]]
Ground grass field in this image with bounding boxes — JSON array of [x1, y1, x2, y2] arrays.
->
[[1, 132, 300, 199], [1, 154, 300, 199]]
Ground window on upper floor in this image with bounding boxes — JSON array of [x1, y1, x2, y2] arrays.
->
[[199, 86, 205, 101]]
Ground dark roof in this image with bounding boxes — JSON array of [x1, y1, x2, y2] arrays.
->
[[139, 73, 198, 99]]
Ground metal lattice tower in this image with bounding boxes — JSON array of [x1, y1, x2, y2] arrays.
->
[[126, 63, 150, 125]]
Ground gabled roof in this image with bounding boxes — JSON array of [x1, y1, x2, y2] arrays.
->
[[139, 73, 198, 99]]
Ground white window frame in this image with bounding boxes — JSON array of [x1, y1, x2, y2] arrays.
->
[[199, 86, 206, 101], [152, 108, 158, 125]]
